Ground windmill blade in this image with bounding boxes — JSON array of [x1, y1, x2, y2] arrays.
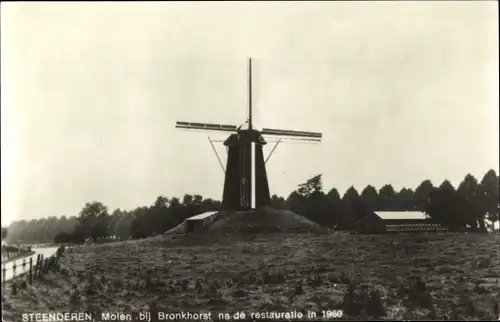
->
[[282, 137, 322, 142], [277, 140, 321, 145], [176, 121, 237, 133], [266, 137, 321, 144], [261, 127, 322, 139]]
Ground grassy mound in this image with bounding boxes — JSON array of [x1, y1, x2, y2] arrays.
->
[[206, 206, 328, 234]]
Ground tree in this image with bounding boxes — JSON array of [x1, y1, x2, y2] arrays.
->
[[182, 194, 194, 207], [477, 169, 499, 231], [108, 209, 124, 236], [341, 186, 366, 229], [393, 188, 415, 211], [378, 184, 396, 210], [305, 190, 330, 227], [286, 191, 307, 215], [457, 174, 479, 198], [54, 232, 72, 244], [193, 195, 203, 206], [286, 175, 332, 226], [113, 212, 135, 240], [201, 198, 222, 212], [1, 227, 7, 240], [414, 180, 434, 211], [457, 174, 485, 230], [130, 206, 152, 239], [297, 174, 323, 198], [360, 185, 378, 211], [271, 194, 287, 209], [326, 187, 342, 227], [439, 180, 455, 192], [425, 187, 478, 231], [170, 197, 181, 207], [76, 201, 110, 241], [154, 196, 169, 208]]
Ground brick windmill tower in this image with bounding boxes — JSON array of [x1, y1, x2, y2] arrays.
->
[[176, 59, 322, 211]]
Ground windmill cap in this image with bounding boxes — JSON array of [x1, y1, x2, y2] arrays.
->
[[237, 122, 261, 131]]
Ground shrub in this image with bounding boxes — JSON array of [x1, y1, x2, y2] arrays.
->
[[295, 283, 304, 295], [341, 283, 362, 317], [366, 290, 385, 319], [407, 279, 432, 309], [69, 290, 79, 305], [233, 289, 245, 297], [310, 273, 323, 288]]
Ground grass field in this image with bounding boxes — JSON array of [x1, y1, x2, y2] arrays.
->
[[2, 231, 500, 321]]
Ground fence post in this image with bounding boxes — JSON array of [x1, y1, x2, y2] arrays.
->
[[34, 255, 38, 279], [41, 255, 45, 276], [36, 254, 42, 279], [12, 262, 17, 280], [33, 255, 37, 280], [29, 258, 33, 285], [2, 266, 6, 294]]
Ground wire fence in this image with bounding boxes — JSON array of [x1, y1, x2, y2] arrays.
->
[[1, 245, 33, 263], [1, 245, 65, 296]]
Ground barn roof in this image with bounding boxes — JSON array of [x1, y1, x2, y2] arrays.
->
[[186, 211, 218, 221], [374, 211, 428, 220]]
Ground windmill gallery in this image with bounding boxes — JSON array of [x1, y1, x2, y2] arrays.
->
[[176, 59, 323, 211]]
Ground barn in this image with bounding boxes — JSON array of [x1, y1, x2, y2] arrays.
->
[[355, 211, 447, 234], [185, 211, 219, 233]]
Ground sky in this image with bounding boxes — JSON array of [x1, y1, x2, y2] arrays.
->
[[1, 2, 498, 226]]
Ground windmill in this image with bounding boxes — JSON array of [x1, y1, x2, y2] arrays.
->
[[176, 58, 322, 211]]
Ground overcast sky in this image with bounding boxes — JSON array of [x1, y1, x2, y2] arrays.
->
[[1, 2, 498, 225]]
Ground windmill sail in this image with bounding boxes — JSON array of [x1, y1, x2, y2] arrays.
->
[[261, 127, 322, 139], [176, 121, 237, 132]]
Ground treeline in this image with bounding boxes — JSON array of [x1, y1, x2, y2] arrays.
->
[[5, 169, 498, 244], [6, 196, 222, 244], [279, 169, 498, 232], [53, 196, 222, 243], [5, 216, 78, 244]]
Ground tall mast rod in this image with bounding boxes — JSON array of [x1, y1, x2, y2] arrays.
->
[[248, 58, 252, 130]]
